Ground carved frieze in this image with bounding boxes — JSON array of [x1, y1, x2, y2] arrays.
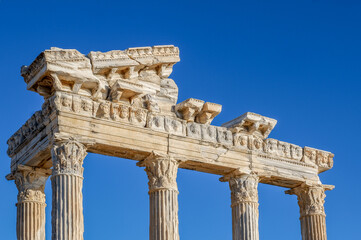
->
[[110, 102, 130, 121], [201, 125, 217, 143], [95, 101, 111, 119], [53, 92, 95, 117], [216, 127, 233, 145], [130, 107, 147, 127], [7, 89, 332, 173], [186, 122, 202, 139], [7, 109, 47, 157], [147, 114, 185, 136], [233, 132, 303, 161], [147, 114, 166, 132], [164, 117, 185, 136], [51, 139, 87, 177], [303, 147, 334, 171]]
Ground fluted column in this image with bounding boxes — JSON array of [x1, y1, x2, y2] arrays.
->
[[221, 172, 259, 240], [8, 166, 50, 240], [51, 139, 87, 240], [286, 184, 334, 240], [137, 152, 180, 240]]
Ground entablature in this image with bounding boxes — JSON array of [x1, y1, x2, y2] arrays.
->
[[7, 45, 334, 189]]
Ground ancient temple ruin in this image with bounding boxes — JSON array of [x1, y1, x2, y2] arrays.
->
[[6, 45, 334, 240]]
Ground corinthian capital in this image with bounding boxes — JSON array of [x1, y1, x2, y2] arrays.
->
[[51, 138, 87, 177], [7, 165, 51, 204], [137, 152, 179, 192], [221, 171, 259, 205], [286, 184, 334, 217]]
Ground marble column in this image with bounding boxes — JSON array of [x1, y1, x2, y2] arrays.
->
[[137, 152, 180, 240], [286, 184, 334, 240], [8, 165, 50, 240], [51, 139, 87, 240], [221, 172, 259, 240]]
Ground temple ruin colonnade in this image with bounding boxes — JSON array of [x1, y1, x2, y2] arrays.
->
[[6, 45, 334, 240]]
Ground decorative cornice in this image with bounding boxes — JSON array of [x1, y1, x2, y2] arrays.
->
[[51, 138, 87, 177], [137, 152, 179, 192], [286, 184, 334, 218], [222, 112, 277, 139]]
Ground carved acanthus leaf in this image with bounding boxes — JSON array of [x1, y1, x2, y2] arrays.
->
[[286, 184, 334, 217], [222, 172, 259, 205], [51, 139, 87, 176], [10, 166, 50, 203], [137, 152, 179, 192]]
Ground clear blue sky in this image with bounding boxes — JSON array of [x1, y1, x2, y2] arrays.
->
[[0, 0, 360, 239]]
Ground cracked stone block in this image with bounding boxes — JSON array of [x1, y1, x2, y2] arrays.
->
[[201, 125, 217, 142], [216, 127, 233, 145], [164, 117, 185, 136], [186, 122, 202, 139], [147, 115, 165, 132]]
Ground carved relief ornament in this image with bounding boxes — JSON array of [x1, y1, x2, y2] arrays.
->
[[286, 184, 334, 217], [137, 152, 179, 192], [221, 171, 259, 205], [6, 165, 51, 204], [51, 139, 87, 177]]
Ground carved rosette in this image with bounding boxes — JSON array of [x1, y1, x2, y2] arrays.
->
[[288, 185, 330, 218], [137, 152, 179, 192], [51, 139, 87, 177], [13, 168, 49, 204], [228, 174, 259, 206]]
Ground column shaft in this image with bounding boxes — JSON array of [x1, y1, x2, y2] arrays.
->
[[286, 184, 334, 240], [17, 200, 46, 240], [222, 173, 259, 240], [149, 189, 179, 240], [232, 202, 259, 240], [51, 139, 87, 240], [138, 152, 180, 240], [10, 166, 49, 240], [51, 174, 84, 240], [300, 215, 327, 240]]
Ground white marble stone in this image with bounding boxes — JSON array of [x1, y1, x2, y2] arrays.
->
[[137, 152, 180, 240], [51, 139, 87, 240], [7, 165, 50, 240], [6, 45, 336, 240], [286, 184, 334, 240]]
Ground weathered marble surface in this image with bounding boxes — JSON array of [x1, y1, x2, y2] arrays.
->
[[286, 184, 334, 240], [6, 165, 50, 240], [137, 152, 180, 240], [6, 45, 335, 240], [221, 171, 260, 240]]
